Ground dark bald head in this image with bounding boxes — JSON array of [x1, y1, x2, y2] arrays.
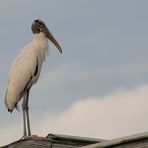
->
[[31, 19, 62, 53], [31, 19, 47, 34]]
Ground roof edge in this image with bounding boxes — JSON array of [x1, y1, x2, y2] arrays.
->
[[80, 131, 148, 148]]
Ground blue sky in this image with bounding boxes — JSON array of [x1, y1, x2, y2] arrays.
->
[[1, 0, 148, 146]]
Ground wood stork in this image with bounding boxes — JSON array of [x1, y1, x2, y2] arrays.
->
[[5, 19, 62, 138]]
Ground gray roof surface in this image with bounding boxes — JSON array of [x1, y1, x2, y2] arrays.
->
[[2, 132, 148, 148], [1, 133, 104, 148]]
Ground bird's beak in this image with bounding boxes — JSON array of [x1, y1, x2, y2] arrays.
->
[[45, 28, 62, 54]]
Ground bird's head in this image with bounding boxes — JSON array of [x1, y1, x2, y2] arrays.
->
[[31, 19, 62, 53]]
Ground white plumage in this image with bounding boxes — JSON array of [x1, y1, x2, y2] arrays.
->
[[5, 33, 48, 110], [5, 19, 62, 138]]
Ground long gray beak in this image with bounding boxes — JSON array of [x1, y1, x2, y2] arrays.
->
[[45, 28, 62, 54]]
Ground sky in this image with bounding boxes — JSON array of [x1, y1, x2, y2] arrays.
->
[[1, 0, 148, 146]]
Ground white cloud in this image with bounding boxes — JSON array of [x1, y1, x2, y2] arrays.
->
[[1, 84, 148, 146], [34, 84, 148, 139]]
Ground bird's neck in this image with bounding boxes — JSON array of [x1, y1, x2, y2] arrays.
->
[[32, 33, 49, 61]]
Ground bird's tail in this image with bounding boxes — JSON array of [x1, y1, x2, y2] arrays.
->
[[4, 88, 20, 112]]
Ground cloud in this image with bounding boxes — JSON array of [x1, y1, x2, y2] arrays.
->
[[33, 84, 148, 139], [1, 84, 148, 146]]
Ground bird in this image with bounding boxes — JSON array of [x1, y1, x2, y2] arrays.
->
[[5, 19, 62, 139]]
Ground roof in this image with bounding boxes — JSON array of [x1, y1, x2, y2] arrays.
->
[[81, 131, 148, 148], [2, 132, 148, 148], [1, 133, 104, 148]]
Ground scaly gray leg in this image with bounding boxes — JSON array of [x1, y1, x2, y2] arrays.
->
[[26, 89, 31, 136], [22, 94, 27, 137]]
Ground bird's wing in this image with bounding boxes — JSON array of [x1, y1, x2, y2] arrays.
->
[[8, 47, 39, 98]]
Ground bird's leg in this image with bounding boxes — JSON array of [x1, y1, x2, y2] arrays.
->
[[26, 89, 31, 136], [22, 89, 44, 140], [22, 94, 27, 138]]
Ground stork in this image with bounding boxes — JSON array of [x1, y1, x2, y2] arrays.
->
[[5, 19, 62, 138]]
